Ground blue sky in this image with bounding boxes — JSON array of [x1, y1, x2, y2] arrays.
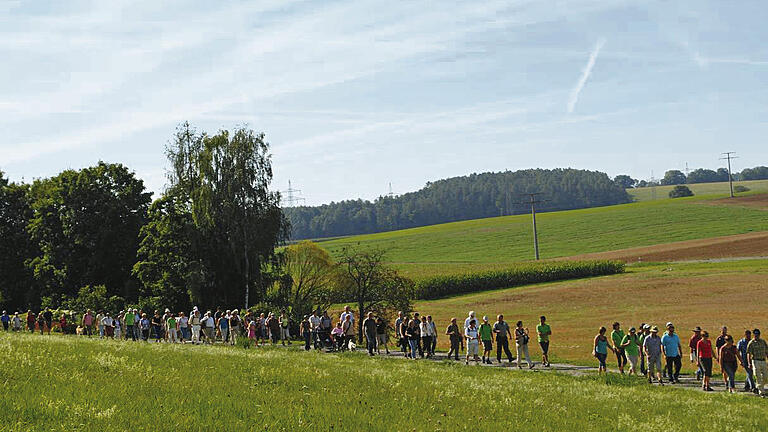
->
[[1, 1, 766, 205]]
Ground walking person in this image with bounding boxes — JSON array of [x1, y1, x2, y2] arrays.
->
[[536, 316, 552, 367], [715, 326, 729, 352], [301, 315, 312, 351], [479, 316, 493, 364], [405, 319, 420, 360], [376, 317, 389, 354], [719, 335, 739, 393], [37, 312, 45, 335], [737, 330, 756, 393], [661, 323, 683, 384], [428, 315, 437, 356], [125, 308, 136, 341], [310, 311, 321, 349], [610, 322, 627, 374], [621, 327, 641, 375], [12, 312, 22, 332], [26, 310, 35, 333], [515, 321, 534, 369], [248, 317, 258, 345], [203, 311, 216, 344], [395, 311, 406, 353], [43, 309, 53, 335], [140, 313, 150, 341], [190, 310, 202, 345], [1, 311, 9, 331], [229, 310, 240, 346], [166, 312, 178, 344], [341, 313, 355, 351], [178, 312, 189, 344], [363, 312, 378, 356], [420, 316, 434, 358], [638, 324, 650, 375], [410, 313, 423, 357], [58, 313, 68, 335], [593, 326, 614, 374], [689, 326, 703, 380], [81, 310, 93, 337], [494, 314, 514, 364], [446, 318, 462, 360], [268, 313, 281, 345], [96, 311, 105, 338], [643, 326, 664, 385], [218, 311, 230, 344], [696, 331, 716, 391], [746, 328, 768, 396], [331, 322, 345, 352], [151, 311, 163, 343], [280, 312, 291, 345], [465, 319, 480, 365]]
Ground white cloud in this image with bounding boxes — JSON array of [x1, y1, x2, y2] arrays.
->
[[567, 38, 606, 114]]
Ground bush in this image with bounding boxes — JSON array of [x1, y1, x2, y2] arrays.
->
[[668, 185, 693, 198], [413, 260, 625, 300], [734, 185, 750, 193]]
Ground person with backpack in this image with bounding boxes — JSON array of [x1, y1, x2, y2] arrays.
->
[[689, 326, 703, 380], [621, 327, 642, 375], [719, 334, 739, 393], [341, 313, 355, 351], [479, 316, 493, 365], [26, 310, 36, 333], [465, 319, 480, 365], [746, 328, 768, 396], [515, 321, 534, 369]]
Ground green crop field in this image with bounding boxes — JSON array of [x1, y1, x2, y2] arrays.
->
[[629, 179, 768, 202], [2, 332, 767, 432], [319, 193, 768, 279]]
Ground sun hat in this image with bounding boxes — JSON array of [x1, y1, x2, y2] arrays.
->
[[666, 322, 674, 328], [629, 327, 636, 332], [692, 326, 702, 332], [651, 326, 659, 332], [643, 324, 651, 330]]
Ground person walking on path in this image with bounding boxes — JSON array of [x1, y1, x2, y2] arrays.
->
[[410, 313, 423, 358], [593, 326, 614, 375], [36, 312, 45, 335], [420, 316, 435, 358], [446, 318, 462, 360], [178, 312, 189, 343], [43, 309, 53, 335], [696, 331, 716, 391], [621, 327, 641, 375], [715, 326, 729, 352], [428, 315, 438, 356], [405, 319, 420, 360], [376, 317, 389, 355], [395, 312, 406, 354], [515, 321, 534, 369], [719, 335, 739, 393], [363, 312, 378, 356], [140, 313, 150, 341], [280, 312, 291, 346], [494, 314, 514, 364], [661, 323, 683, 384], [747, 328, 768, 396], [309, 311, 321, 350], [465, 319, 480, 365], [399, 314, 410, 355], [643, 326, 664, 385], [638, 324, 650, 375], [341, 313, 355, 351], [151, 311, 163, 343], [610, 322, 627, 374], [1, 311, 9, 331], [190, 310, 201, 345], [12, 312, 22, 332], [166, 312, 178, 344], [737, 330, 756, 393], [26, 310, 35, 333], [218, 311, 230, 344], [689, 326, 703, 380], [125, 309, 136, 341], [479, 316, 493, 364], [301, 315, 312, 351], [229, 310, 240, 346], [536, 316, 552, 367], [81, 310, 93, 337]]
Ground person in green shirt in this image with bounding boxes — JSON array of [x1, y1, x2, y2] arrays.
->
[[611, 322, 627, 374], [621, 327, 641, 375], [479, 316, 494, 365], [536, 316, 552, 367], [166, 314, 178, 344], [124, 310, 136, 341]]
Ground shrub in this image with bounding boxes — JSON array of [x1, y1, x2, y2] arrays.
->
[[413, 260, 625, 300], [668, 185, 693, 198], [733, 185, 750, 193]]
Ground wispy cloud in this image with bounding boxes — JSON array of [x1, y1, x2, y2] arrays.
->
[[567, 38, 606, 114], [693, 53, 768, 67]]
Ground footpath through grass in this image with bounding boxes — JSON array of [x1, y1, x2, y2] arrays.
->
[[1, 332, 767, 431], [320, 195, 768, 278]]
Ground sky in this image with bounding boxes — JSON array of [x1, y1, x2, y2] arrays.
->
[[1, 1, 767, 205]]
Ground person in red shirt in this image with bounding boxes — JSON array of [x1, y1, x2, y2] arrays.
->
[[719, 335, 740, 393], [696, 331, 717, 391], [689, 326, 703, 380]]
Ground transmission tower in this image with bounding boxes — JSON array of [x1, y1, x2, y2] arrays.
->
[[387, 182, 395, 199], [282, 180, 306, 207]]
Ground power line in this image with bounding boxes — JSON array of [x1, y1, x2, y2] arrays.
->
[[282, 180, 306, 207], [719, 152, 739, 198]]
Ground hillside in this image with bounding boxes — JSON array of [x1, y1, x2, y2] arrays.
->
[[286, 168, 630, 239], [629, 179, 768, 201], [318, 192, 768, 279]]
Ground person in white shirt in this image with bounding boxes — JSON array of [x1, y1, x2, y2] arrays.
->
[[178, 312, 190, 343], [309, 311, 322, 349], [12, 313, 22, 331], [465, 319, 480, 365], [189, 310, 202, 345], [113, 313, 122, 340], [101, 313, 113, 338], [96, 311, 105, 338], [420, 317, 435, 358], [464, 311, 476, 331]]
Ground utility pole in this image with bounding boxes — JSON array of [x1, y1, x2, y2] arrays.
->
[[519, 193, 545, 260], [720, 152, 738, 198]]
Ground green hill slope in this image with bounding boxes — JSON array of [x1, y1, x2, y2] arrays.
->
[[629, 179, 768, 201], [319, 193, 768, 278]]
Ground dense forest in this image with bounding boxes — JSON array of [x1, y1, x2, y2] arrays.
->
[[285, 169, 631, 239]]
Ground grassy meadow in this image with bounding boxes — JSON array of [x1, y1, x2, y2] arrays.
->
[[628, 179, 768, 202], [2, 332, 768, 432], [416, 259, 768, 371], [318, 193, 768, 279]]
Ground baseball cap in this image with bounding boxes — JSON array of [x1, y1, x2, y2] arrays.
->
[[629, 327, 636, 332]]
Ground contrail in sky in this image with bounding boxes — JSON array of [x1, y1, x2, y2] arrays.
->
[[567, 38, 606, 114]]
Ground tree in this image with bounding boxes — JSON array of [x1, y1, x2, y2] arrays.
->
[[0, 172, 36, 310], [716, 168, 731, 182], [26, 162, 151, 303], [686, 169, 719, 184], [660, 170, 686, 186], [166, 123, 289, 308], [335, 247, 414, 342], [740, 166, 768, 181], [613, 175, 637, 189], [669, 185, 694, 198], [271, 241, 337, 322]]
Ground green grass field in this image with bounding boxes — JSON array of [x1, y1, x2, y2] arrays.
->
[[628, 179, 768, 201], [2, 332, 767, 431], [319, 194, 768, 279]]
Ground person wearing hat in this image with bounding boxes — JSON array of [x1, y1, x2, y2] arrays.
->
[[746, 328, 768, 396], [643, 326, 664, 384], [690, 326, 703, 381], [1, 311, 9, 332], [11, 312, 22, 332], [661, 323, 682, 384], [620, 327, 641, 375], [229, 309, 240, 346], [638, 324, 650, 375]]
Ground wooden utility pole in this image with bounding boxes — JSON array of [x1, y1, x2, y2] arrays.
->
[[720, 152, 738, 198], [520, 193, 545, 260]]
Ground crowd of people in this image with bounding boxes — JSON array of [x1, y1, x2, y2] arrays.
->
[[3, 307, 766, 397], [593, 322, 767, 395]]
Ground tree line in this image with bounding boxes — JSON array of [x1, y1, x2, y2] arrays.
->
[[613, 165, 768, 188], [285, 169, 631, 239]]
